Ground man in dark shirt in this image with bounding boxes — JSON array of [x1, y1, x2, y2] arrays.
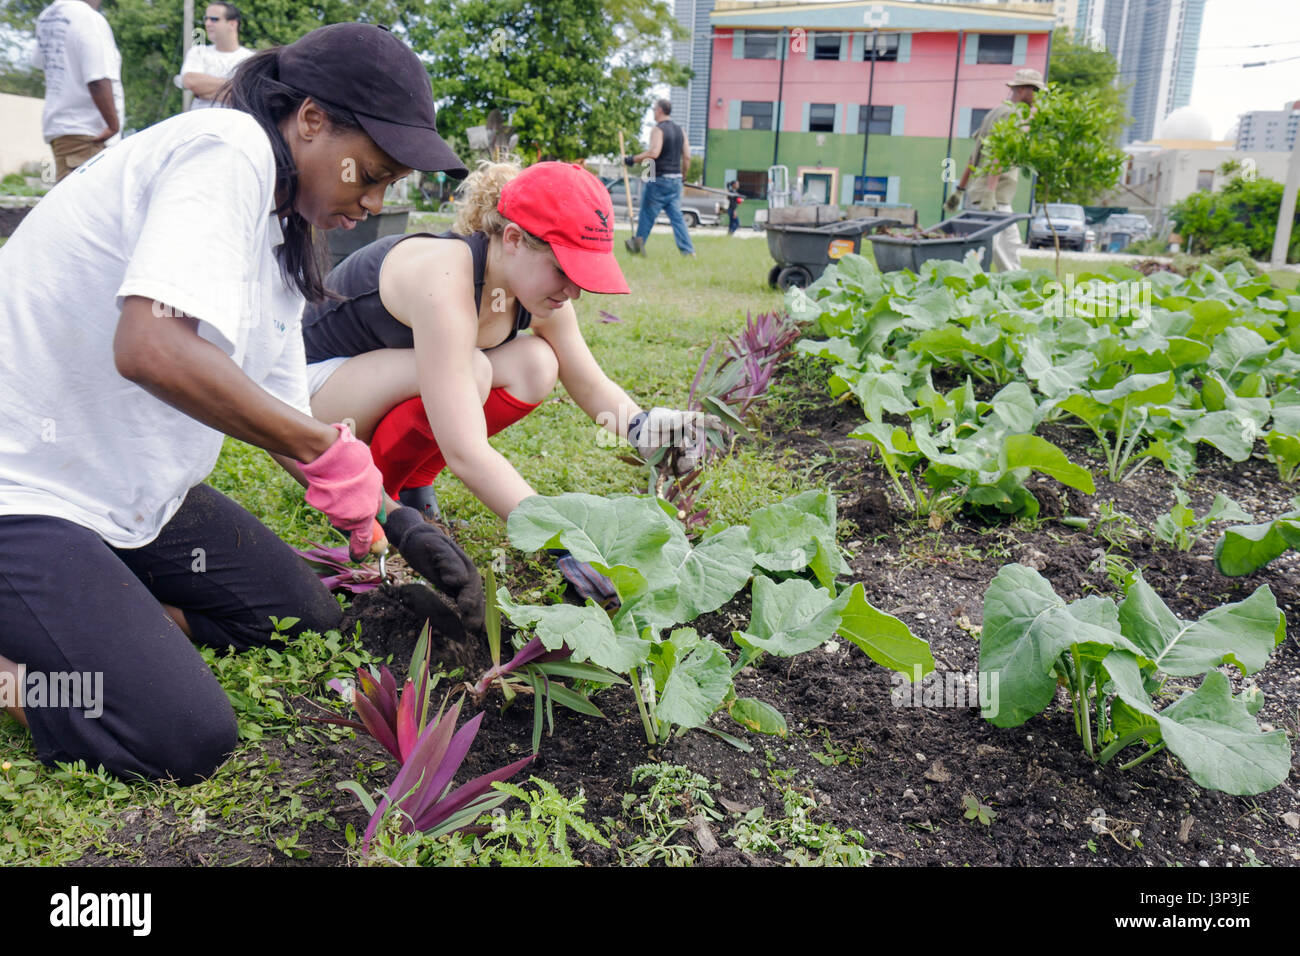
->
[[624, 98, 696, 257]]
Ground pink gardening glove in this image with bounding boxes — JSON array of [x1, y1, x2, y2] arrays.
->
[[298, 423, 384, 560]]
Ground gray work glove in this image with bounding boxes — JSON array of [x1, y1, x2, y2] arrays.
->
[[628, 407, 724, 475]]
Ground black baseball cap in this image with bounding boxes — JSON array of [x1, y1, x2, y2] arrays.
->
[[279, 23, 467, 178]]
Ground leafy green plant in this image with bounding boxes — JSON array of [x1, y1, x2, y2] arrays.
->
[[1214, 498, 1300, 576], [497, 492, 933, 746], [725, 782, 879, 865], [979, 564, 1290, 794], [470, 567, 624, 752], [962, 794, 996, 826], [617, 763, 722, 866], [1154, 488, 1251, 551]]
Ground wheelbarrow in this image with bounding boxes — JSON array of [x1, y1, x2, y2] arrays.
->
[[867, 210, 1029, 273], [765, 216, 900, 290]]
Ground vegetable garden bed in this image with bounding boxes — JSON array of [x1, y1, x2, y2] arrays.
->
[[6, 241, 1298, 868]]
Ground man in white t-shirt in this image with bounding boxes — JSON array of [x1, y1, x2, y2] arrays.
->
[[180, 2, 254, 109], [31, 0, 124, 181]]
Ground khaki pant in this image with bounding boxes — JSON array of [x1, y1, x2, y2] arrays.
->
[[990, 202, 1022, 272], [50, 135, 105, 182]]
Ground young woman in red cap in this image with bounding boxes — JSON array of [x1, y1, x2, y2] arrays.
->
[[304, 160, 717, 603], [0, 23, 481, 784]]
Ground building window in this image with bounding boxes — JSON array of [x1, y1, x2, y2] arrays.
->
[[740, 101, 774, 131], [857, 105, 894, 135], [865, 32, 900, 61], [808, 103, 836, 132], [813, 32, 841, 60], [976, 34, 1015, 64], [743, 30, 779, 59], [853, 175, 889, 203], [736, 170, 768, 199], [969, 108, 991, 135], [1196, 169, 1215, 191]]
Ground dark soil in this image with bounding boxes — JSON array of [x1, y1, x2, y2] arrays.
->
[[315, 378, 1300, 867]]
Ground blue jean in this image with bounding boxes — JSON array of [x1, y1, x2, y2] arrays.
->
[[636, 177, 695, 254]]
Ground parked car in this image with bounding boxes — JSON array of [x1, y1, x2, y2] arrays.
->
[[601, 177, 727, 228], [1027, 203, 1089, 251], [1099, 213, 1153, 252]]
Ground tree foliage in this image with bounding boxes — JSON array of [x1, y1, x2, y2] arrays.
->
[[978, 83, 1125, 207], [407, 0, 688, 162], [1170, 173, 1300, 262], [1047, 28, 1127, 141], [1, 0, 686, 158]]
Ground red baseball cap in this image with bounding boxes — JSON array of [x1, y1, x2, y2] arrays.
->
[[497, 162, 630, 295]]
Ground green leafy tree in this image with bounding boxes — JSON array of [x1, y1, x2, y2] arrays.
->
[[407, 0, 688, 162], [1170, 173, 1300, 262], [977, 82, 1125, 273], [3, 0, 685, 158], [1048, 28, 1128, 141]]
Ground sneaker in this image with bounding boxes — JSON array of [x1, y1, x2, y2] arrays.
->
[[624, 236, 644, 255], [397, 484, 443, 523]]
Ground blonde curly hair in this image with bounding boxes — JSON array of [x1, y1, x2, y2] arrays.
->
[[453, 159, 550, 251]]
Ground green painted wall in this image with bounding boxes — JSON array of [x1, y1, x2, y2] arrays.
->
[[705, 131, 1034, 228]]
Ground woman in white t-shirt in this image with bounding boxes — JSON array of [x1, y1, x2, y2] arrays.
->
[[0, 23, 478, 785]]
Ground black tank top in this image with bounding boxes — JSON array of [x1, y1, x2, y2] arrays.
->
[[301, 230, 533, 364], [656, 120, 683, 176]]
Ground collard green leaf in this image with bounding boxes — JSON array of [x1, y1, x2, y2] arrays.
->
[[728, 698, 788, 737], [835, 582, 934, 679], [654, 635, 733, 731], [1105, 654, 1291, 796], [1213, 500, 1300, 576], [734, 576, 847, 658], [979, 565, 1136, 728], [1117, 576, 1283, 677], [747, 490, 849, 589], [999, 433, 1096, 494], [497, 589, 649, 672]]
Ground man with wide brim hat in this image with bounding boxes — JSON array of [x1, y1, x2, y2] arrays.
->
[[946, 67, 1046, 271]]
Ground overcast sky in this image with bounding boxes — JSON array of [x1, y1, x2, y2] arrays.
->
[[1189, 0, 1300, 139]]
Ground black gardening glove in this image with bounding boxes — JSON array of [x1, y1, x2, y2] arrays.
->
[[623, 155, 637, 167], [384, 505, 486, 633], [548, 549, 620, 611]]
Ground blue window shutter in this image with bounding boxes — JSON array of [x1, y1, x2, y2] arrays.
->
[[844, 103, 858, 134], [724, 168, 737, 188], [898, 33, 912, 63], [886, 176, 900, 205], [729, 101, 741, 130], [958, 106, 972, 139], [833, 104, 843, 134], [851, 32, 865, 61], [778, 29, 787, 61], [733, 29, 745, 59], [777, 101, 785, 131], [801, 102, 810, 132], [890, 105, 905, 136], [1013, 34, 1027, 66], [805, 31, 816, 61], [840, 33, 850, 61], [965, 33, 979, 65], [841, 175, 855, 205]]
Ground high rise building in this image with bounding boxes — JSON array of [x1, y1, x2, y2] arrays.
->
[[1069, 0, 1207, 144], [669, 0, 716, 154], [1235, 103, 1300, 152]]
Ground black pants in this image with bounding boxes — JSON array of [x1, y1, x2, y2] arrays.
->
[[0, 485, 340, 784]]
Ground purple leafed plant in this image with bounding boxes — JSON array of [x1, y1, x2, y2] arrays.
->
[[295, 543, 383, 594], [471, 635, 570, 697], [362, 698, 535, 850]]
